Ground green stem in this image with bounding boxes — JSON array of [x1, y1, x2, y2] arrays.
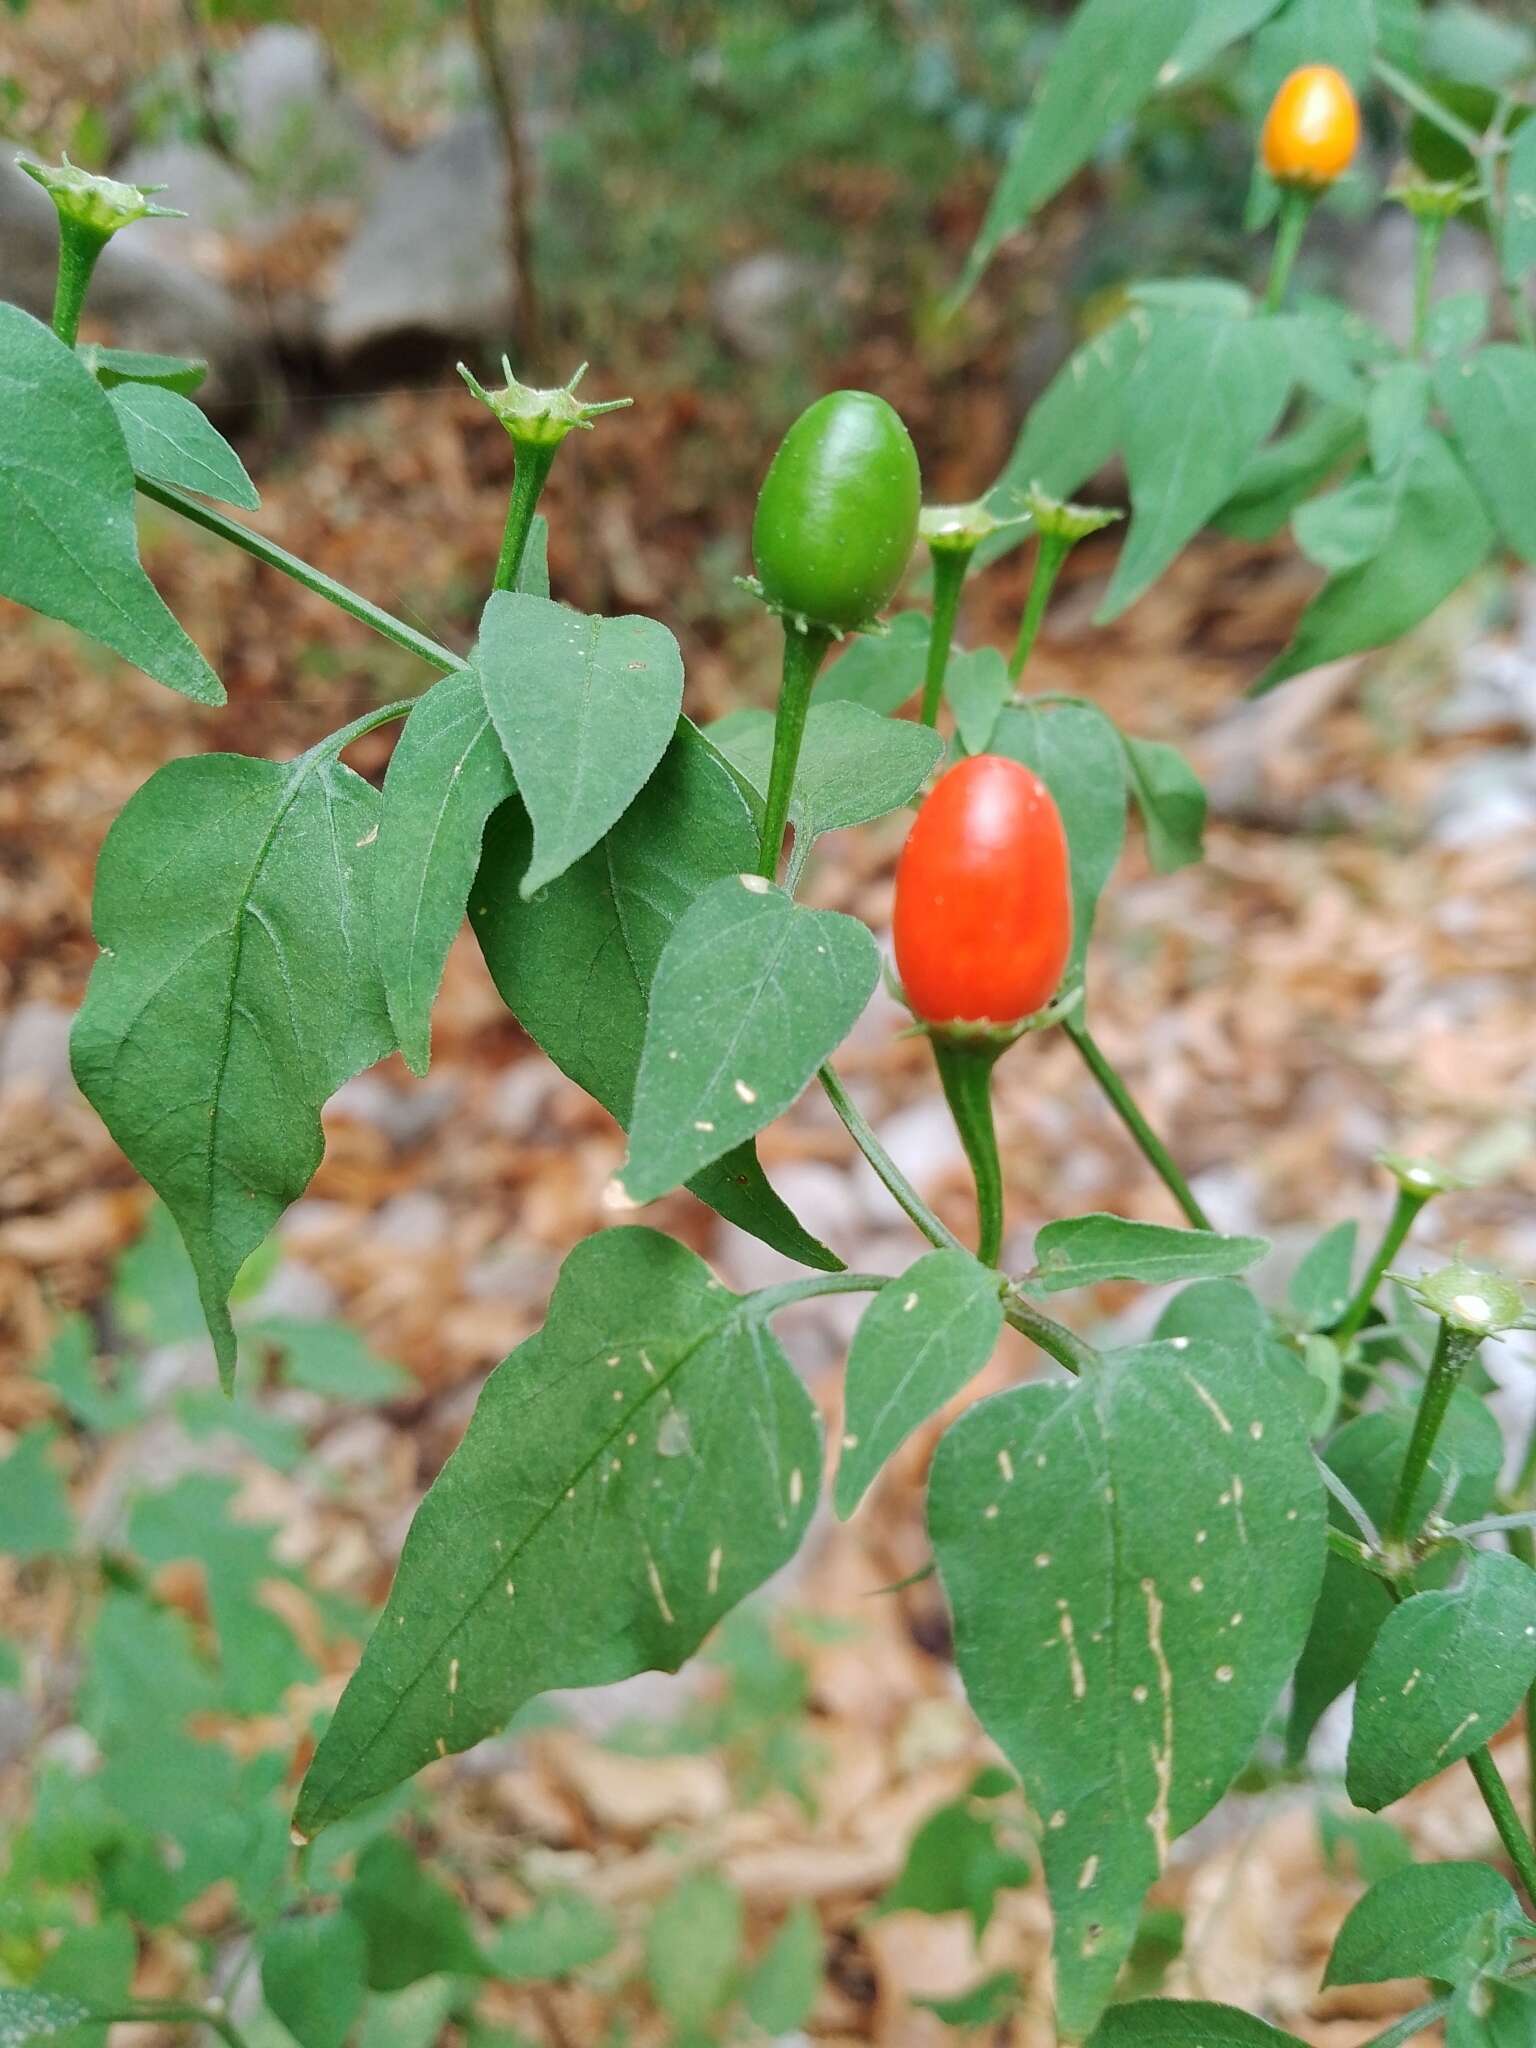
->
[[1359, 1998, 1454, 2048], [1065, 1017, 1213, 1230], [751, 1272, 890, 1319], [1264, 185, 1316, 315], [1465, 1745, 1536, 1904], [1008, 533, 1070, 682], [932, 1038, 1005, 1266], [1384, 1320, 1480, 1549], [493, 440, 558, 593], [1002, 1287, 1097, 1377], [1412, 216, 1448, 358], [51, 217, 109, 345], [87, 2006, 251, 2048], [1334, 1187, 1428, 1347], [1374, 56, 1490, 156], [757, 624, 833, 879], [819, 1063, 966, 1255], [134, 477, 461, 672], [817, 1065, 1096, 1374], [920, 545, 973, 727]]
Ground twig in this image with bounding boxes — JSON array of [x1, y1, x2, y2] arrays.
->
[[466, 0, 544, 371]]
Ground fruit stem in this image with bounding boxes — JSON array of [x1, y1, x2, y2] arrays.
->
[[920, 544, 973, 727], [1065, 1015, 1213, 1230], [1384, 1318, 1482, 1550], [51, 216, 109, 346], [757, 623, 834, 879], [494, 439, 558, 593], [1264, 185, 1316, 315], [1009, 533, 1070, 682], [932, 1037, 1005, 1266], [1334, 1186, 1428, 1349], [1411, 214, 1449, 358]]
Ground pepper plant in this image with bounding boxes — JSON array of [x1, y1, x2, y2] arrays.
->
[[6, 4, 1536, 2042]]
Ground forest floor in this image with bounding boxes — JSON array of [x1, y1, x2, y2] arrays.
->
[[4, 273, 1536, 2043]]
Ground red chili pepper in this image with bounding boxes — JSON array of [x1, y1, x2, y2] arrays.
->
[[894, 754, 1072, 1028]]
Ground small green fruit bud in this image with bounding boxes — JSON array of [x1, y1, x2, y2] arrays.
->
[[458, 357, 632, 449], [18, 154, 186, 241]]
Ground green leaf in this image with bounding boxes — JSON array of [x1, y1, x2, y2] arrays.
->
[[1122, 736, 1206, 873], [1251, 0, 1376, 102], [112, 1200, 205, 1347], [346, 1837, 486, 1991], [1287, 1398, 1504, 1757], [959, 0, 1199, 296], [356, 1979, 459, 2048], [0, 1993, 96, 2048], [1213, 407, 1364, 542], [646, 1872, 742, 2029], [1347, 1551, 1536, 1810], [918, 1973, 1022, 2027], [0, 304, 222, 705], [243, 1317, 411, 1402], [1294, 470, 1402, 574], [743, 1903, 821, 2035], [485, 1891, 616, 1981], [1092, 2001, 1307, 2046], [71, 737, 395, 1389], [945, 646, 1012, 756], [1423, 3, 1535, 90], [373, 663, 514, 1075], [261, 1910, 370, 2048], [108, 383, 259, 509], [295, 1229, 821, 1833], [1100, 315, 1296, 620], [518, 513, 550, 600], [990, 317, 1144, 515], [0, 1427, 73, 1558], [476, 590, 683, 898], [835, 1252, 1004, 1519], [1027, 1215, 1269, 1293], [1438, 346, 1536, 563], [709, 698, 941, 885], [1503, 120, 1536, 284], [1288, 1222, 1357, 1331], [1450, 1979, 1536, 2047], [39, 1314, 144, 1432], [1325, 1861, 1530, 1988], [876, 1781, 1031, 1938], [77, 344, 208, 395], [1163, 0, 1288, 83], [1367, 364, 1432, 473], [1424, 293, 1490, 363], [470, 723, 839, 1271], [618, 874, 879, 1203], [930, 1338, 1325, 2038], [1317, 1808, 1413, 1885], [990, 698, 1126, 978], [815, 610, 931, 712], [1255, 428, 1496, 695]]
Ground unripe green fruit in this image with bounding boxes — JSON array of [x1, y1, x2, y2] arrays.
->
[[751, 389, 921, 631]]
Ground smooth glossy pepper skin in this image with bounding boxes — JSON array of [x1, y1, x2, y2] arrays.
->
[[1261, 65, 1361, 189], [752, 389, 921, 632], [894, 753, 1072, 1027]]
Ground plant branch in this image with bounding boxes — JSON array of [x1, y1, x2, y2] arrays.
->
[[757, 625, 833, 878], [1359, 1998, 1454, 2048], [819, 1063, 966, 1254], [749, 1272, 890, 1319], [1264, 186, 1315, 314], [494, 440, 558, 592], [134, 477, 463, 672], [920, 545, 970, 727], [1465, 1744, 1536, 1903], [932, 1039, 1005, 1265], [1334, 1186, 1428, 1347], [1009, 532, 1069, 681], [1374, 56, 1489, 155], [1384, 1319, 1479, 1550], [1064, 1016, 1212, 1230]]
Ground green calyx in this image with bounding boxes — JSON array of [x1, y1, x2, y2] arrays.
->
[[19, 154, 186, 239], [1388, 174, 1479, 223], [1024, 482, 1123, 545], [1395, 1260, 1532, 1336], [458, 358, 633, 449], [897, 978, 1083, 1053], [1377, 1151, 1469, 1200], [919, 497, 1019, 557]]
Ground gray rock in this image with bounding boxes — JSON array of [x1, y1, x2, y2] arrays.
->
[[219, 24, 385, 204], [321, 112, 515, 357], [113, 140, 259, 245], [710, 250, 840, 363], [0, 147, 261, 398]]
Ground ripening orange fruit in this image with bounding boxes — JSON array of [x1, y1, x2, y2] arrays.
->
[[1261, 65, 1361, 189]]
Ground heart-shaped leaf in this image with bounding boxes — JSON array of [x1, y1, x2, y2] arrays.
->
[[930, 1338, 1325, 2038], [0, 304, 221, 704], [477, 590, 683, 897], [71, 725, 395, 1386], [619, 875, 879, 1203], [295, 1229, 820, 1832]]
